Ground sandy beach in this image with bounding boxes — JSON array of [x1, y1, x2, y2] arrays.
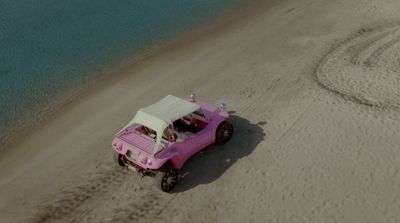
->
[[1, 0, 400, 222]]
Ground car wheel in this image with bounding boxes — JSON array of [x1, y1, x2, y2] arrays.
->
[[216, 121, 234, 144], [113, 151, 125, 167], [155, 167, 179, 192]]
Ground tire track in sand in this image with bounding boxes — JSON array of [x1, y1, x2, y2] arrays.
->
[[317, 24, 400, 108], [103, 192, 176, 223], [31, 164, 176, 223], [31, 165, 128, 223]]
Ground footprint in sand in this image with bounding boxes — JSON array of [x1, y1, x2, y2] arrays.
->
[[317, 24, 400, 108]]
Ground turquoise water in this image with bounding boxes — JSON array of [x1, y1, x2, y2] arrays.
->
[[0, 0, 241, 141]]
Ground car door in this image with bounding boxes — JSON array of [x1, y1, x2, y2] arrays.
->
[[175, 128, 208, 160], [175, 113, 213, 160], [192, 127, 211, 154]]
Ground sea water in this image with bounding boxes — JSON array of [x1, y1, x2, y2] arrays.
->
[[0, 0, 242, 144]]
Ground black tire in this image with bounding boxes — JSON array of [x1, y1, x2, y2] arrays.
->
[[216, 121, 234, 144], [113, 151, 125, 167], [155, 166, 179, 192]]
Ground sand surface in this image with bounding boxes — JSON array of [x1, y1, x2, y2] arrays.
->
[[1, 0, 400, 222]]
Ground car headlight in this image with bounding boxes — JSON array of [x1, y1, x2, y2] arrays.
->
[[190, 91, 197, 102], [219, 102, 227, 110]]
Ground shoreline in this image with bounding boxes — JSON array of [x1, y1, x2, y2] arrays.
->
[[0, 0, 274, 152], [2, 0, 400, 222]]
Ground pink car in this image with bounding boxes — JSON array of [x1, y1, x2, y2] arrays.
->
[[112, 94, 233, 192]]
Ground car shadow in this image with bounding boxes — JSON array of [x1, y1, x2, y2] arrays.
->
[[173, 115, 266, 192]]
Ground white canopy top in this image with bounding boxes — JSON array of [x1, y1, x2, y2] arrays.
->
[[138, 95, 200, 126], [121, 95, 200, 151]]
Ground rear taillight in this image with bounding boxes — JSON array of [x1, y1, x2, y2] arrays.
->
[[141, 157, 152, 166], [113, 142, 123, 151]]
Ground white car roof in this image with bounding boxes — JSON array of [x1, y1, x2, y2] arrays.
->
[[139, 95, 200, 125], [121, 95, 200, 151]]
